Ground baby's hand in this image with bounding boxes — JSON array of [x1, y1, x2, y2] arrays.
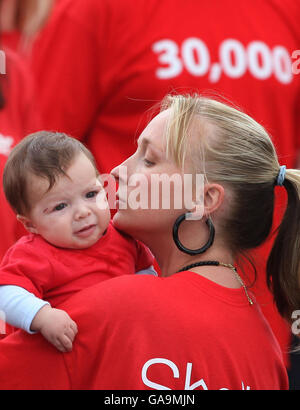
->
[[30, 305, 78, 352]]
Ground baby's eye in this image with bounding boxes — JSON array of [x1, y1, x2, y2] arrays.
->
[[53, 203, 67, 212], [86, 190, 98, 199]]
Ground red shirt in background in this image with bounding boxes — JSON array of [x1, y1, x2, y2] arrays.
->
[[31, 0, 300, 364], [31, 0, 300, 172], [1, 32, 21, 53], [0, 48, 41, 261]]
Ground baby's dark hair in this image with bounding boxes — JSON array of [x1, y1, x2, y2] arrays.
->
[[3, 131, 98, 215]]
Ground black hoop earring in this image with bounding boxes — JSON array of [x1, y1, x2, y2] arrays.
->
[[172, 213, 215, 255]]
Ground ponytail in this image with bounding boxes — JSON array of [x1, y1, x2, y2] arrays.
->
[[267, 169, 300, 322]]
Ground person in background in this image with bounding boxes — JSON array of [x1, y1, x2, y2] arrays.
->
[[0, 0, 55, 262], [0, 52, 41, 260], [30, 0, 300, 384], [0, 0, 54, 54]]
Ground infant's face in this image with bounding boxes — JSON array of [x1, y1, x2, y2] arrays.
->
[[24, 153, 111, 249]]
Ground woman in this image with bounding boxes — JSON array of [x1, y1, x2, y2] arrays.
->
[[0, 94, 297, 389]]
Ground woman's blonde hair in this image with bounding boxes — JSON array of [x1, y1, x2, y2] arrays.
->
[[160, 93, 300, 323]]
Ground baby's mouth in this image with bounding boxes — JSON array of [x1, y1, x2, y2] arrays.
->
[[74, 224, 96, 237]]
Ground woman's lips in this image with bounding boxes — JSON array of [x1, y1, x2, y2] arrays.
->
[[74, 224, 96, 238]]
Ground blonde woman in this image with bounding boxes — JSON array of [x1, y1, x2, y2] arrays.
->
[[0, 94, 298, 390]]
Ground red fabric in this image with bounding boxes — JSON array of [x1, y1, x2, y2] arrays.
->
[[0, 48, 41, 141], [0, 272, 288, 390], [0, 329, 71, 389], [31, 0, 300, 365], [0, 48, 41, 261], [1, 32, 21, 53], [0, 221, 153, 306]]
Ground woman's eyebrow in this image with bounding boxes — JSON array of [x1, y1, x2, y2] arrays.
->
[[137, 136, 150, 147], [137, 137, 162, 153], [137, 135, 165, 158]]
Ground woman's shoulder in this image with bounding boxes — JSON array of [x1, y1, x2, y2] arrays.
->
[[62, 274, 162, 325], [62, 272, 202, 328], [78, 274, 160, 305]]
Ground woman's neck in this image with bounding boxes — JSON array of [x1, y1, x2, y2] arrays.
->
[[159, 249, 240, 289], [146, 233, 234, 276], [135, 216, 239, 288]]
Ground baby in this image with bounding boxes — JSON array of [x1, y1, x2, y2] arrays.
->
[[0, 132, 155, 351]]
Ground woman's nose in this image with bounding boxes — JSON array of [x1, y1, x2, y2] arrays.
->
[[111, 161, 126, 181], [111, 155, 134, 181], [111, 164, 120, 180]]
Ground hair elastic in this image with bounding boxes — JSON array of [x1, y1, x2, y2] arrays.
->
[[276, 165, 286, 186]]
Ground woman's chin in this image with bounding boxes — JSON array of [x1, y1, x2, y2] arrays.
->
[[112, 210, 143, 238], [112, 210, 128, 231]]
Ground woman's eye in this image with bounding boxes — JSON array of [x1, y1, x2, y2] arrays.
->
[[54, 203, 67, 211], [144, 158, 154, 167], [86, 191, 98, 198]]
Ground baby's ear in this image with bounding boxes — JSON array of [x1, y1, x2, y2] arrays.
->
[[16, 215, 38, 234]]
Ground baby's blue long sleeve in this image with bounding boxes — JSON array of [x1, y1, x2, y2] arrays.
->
[[0, 285, 49, 334]]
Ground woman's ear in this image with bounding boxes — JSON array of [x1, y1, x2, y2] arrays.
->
[[16, 215, 38, 234], [203, 183, 224, 215], [186, 183, 224, 221]]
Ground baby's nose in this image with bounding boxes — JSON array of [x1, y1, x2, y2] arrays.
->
[[74, 204, 91, 220]]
